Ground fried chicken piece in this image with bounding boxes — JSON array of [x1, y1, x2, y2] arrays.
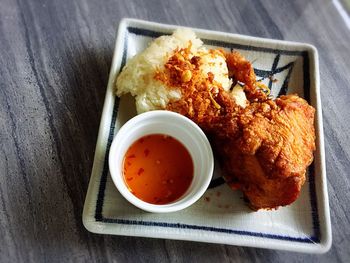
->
[[156, 46, 316, 210], [215, 95, 315, 209], [225, 51, 267, 101]]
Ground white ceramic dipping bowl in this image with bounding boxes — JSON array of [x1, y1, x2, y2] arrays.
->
[[108, 110, 214, 213]]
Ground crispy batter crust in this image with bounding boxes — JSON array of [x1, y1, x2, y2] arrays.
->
[[155, 45, 316, 210], [215, 95, 315, 209]]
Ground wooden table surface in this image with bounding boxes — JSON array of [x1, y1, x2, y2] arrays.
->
[[1, 0, 349, 262]]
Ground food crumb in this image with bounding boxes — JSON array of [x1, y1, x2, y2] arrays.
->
[[216, 191, 221, 197], [204, 197, 210, 202], [269, 75, 278, 83]]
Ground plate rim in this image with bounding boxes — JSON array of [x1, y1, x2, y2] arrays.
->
[[82, 17, 332, 254]]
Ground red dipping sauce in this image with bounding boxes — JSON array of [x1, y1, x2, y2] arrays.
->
[[122, 134, 194, 204]]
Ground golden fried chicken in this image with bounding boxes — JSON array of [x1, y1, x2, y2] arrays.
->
[[155, 46, 316, 210], [214, 95, 315, 209], [225, 51, 268, 101]]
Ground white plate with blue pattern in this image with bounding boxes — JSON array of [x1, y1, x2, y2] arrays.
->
[[82, 18, 331, 253]]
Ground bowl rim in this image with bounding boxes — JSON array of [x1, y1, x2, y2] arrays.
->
[[108, 110, 214, 213]]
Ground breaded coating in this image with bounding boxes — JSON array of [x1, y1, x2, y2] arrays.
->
[[155, 46, 316, 210], [214, 95, 315, 209], [225, 51, 267, 101]]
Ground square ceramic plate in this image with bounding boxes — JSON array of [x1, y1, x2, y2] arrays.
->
[[83, 18, 331, 253]]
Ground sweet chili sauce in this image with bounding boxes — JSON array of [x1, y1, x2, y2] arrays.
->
[[122, 134, 194, 204]]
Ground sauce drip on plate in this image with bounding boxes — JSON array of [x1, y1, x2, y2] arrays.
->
[[123, 134, 194, 204]]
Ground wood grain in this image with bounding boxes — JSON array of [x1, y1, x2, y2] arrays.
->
[[0, 0, 349, 262]]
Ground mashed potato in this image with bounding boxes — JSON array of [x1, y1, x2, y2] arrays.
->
[[116, 28, 246, 113]]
